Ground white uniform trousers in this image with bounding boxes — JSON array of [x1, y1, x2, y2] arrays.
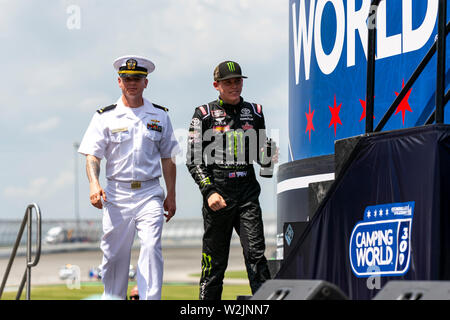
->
[[100, 179, 164, 300]]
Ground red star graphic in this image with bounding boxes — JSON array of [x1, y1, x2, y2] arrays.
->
[[329, 95, 342, 136], [305, 101, 315, 141], [359, 98, 375, 122], [394, 79, 413, 125]]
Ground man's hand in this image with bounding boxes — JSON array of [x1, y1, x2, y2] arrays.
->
[[163, 193, 176, 222], [161, 158, 177, 222], [89, 182, 106, 209], [207, 192, 227, 211]]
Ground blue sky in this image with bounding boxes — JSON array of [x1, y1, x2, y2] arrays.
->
[[0, 1, 288, 220]]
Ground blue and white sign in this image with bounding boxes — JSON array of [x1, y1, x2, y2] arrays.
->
[[349, 201, 414, 278], [289, 0, 450, 161]]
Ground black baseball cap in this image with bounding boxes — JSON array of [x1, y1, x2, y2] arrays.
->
[[213, 61, 248, 81]]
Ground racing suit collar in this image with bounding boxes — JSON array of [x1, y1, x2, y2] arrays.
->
[[217, 96, 244, 109]]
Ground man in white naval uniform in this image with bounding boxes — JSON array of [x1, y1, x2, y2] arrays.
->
[[78, 55, 180, 300]]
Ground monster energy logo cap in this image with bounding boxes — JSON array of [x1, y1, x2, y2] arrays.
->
[[214, 60, 248, 81]]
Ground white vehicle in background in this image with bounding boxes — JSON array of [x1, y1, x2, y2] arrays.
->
[[44, 226, 68, 244], [44, 226, 95, 244]]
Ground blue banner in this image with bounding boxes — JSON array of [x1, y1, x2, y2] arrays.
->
[[289, 0, 450, 160]]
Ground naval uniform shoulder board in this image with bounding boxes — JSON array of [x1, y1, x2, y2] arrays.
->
[[153, 103, 169, 112], [97, 104, 117, 114]]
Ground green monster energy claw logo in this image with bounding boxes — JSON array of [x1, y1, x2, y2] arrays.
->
[[227, 62, 235, 72], [226, 131, 244, 158], [202, 253, 212, 278], [199, 177, 211, 187]]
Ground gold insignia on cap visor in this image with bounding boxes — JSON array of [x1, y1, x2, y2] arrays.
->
[[126, 59, 137, 70]]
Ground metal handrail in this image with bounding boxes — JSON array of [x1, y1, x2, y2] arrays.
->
[[0, 203, 42, 300], [366, 0, 448, 133]]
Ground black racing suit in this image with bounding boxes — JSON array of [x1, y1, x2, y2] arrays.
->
[[186, 97, 271, 300]]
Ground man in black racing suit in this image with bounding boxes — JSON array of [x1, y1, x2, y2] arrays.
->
[[186, 61, 274, 300]]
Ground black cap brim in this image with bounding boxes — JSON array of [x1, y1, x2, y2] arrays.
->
[[119, 73, 147, 78], [216, 74, 248, 81]]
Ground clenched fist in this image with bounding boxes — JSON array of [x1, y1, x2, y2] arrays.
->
[[207, 192, 227, 211], [89, 182, 107, 209]]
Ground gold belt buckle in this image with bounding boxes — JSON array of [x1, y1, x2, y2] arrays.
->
[[131, 181, 141, 189]]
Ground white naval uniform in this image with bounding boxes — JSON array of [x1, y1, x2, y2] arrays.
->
[[78, 97, 180, 300]]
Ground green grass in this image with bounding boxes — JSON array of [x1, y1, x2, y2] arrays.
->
[[162, 283, 251, 300], [1, 282, 251, 300], [2, 283, 108, 300], [189, 270, 248, 279]]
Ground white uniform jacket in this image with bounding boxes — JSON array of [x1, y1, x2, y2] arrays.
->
[[78, 97, 180, 182]]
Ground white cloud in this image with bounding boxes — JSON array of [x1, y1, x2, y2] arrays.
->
[[3, 178, 46, 198], [148, 0, 287, 78], [65, 0, 288, 81], [77, 94, 114, 112], [0, 0, 289, 219], [25, 64, 71, 96], [0, 1, 288, 112], [0, 1, 26, 38], [3, 170, 73, 199], [25, 116, 61, 133], [53, 170, 74, 190]]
